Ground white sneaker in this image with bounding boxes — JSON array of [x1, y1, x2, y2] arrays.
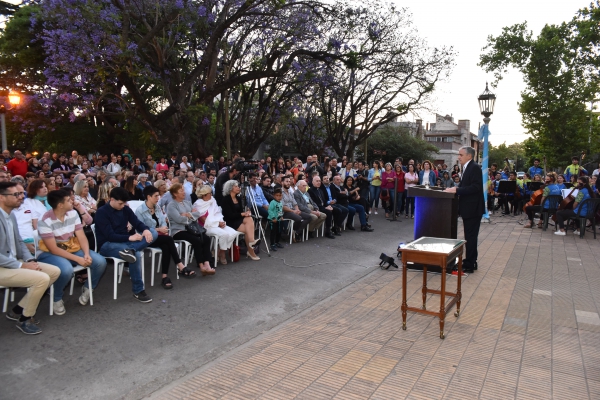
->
[[53, 300, 66, 315], [369, 210, 372, 215], [79, 286, 91, 306], [554, 231, 566, 236], [374, 209, 378, 215], [573, 230, 580, 235]]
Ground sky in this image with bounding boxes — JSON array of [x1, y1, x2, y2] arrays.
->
[[393, 0, 591, 145]]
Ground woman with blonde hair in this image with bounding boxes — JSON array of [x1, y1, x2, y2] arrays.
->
[[96, 181, 113, 208], [154, 179, 168, 197], [193, 185, 239, 264], [166, 183, 215, 275], [74, 180, 97, 215]]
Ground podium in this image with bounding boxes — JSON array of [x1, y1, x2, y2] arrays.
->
[[407, 185, 458, 240]]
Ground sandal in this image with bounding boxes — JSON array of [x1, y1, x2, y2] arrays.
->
[[177, 267, 196, 278], [523, 223, 532, 228], [161, 276, 173, 290]]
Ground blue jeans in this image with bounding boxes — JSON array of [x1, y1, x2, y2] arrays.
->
[[99, 229, 158, 294], [348, 203, 367, 226], [38, 250, 107, 302], [369, 185, 381, 209]]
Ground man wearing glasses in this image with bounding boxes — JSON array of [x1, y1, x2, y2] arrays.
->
[[0, 182, 60, 334]]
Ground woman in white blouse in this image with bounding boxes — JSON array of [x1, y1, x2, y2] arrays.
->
[[74, 180, 97, 215], [192, 185, 239, 265]]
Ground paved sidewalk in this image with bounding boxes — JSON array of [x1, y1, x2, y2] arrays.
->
[[152, 218, 600, 399]]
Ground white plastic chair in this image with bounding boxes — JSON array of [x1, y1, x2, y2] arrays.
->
[[126, 200, 144, 213], [33, 230, 93, 313], [1, 286, 10, 313]]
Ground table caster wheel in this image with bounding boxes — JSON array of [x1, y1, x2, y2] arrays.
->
[[454, 311, 460, 317], [402, 323, 407, 331], [440, 332, 445, 339]]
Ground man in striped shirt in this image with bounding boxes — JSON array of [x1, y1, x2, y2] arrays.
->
[[37, 189, 107, 315]]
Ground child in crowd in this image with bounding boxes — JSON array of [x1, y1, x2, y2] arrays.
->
[[268, 188, 284, 251]]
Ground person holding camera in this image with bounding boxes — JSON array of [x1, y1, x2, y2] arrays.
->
[[214, 163, 241, 206]]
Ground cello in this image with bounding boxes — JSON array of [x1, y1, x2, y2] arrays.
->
[[552, 156, 581, 222], [523, 156, 546, 212]]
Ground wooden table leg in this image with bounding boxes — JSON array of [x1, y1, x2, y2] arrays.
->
[[439, 261, 446, 339], [454, 254, 463, 317], [422, 265, 427, 310], [402, 259, 407, 330]]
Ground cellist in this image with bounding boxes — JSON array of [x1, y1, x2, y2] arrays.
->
[[524, 173, 560, 228], [555, 176, 595, 236]]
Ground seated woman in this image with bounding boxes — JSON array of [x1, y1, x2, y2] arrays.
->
[[166, 183, 215, 275], [193, 185, 239, 265], [136, 173, 152, 190], [136, 185, 192, 288], [96, 181, 114, 209], [344, 176, 369, 218], [221, 180, 260, 260], [74, 180, 97, 216], [555, 176, 596, 235], [154, 179, 168, 198], [124, 175, 144, 201]]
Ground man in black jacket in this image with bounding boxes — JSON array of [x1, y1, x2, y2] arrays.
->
[[214, 163, 241, 206], [444, 146, 485, 273], [320, 175, 347, 235], [308, 175, 335, 239]]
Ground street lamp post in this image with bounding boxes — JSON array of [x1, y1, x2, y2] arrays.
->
[[477, 83, 496, 222], [1, 90, 21, 151]]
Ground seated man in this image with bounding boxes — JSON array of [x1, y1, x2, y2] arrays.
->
[[321, 175, 348, 235], [331, 175, 372, 232], [95, 187, 157, 303], [37, 189, 107, 315], [293, 180, 326, 237], [308, 175, 335, 239], [281, 176, 310, 241], [246, 172, 269, 220], [0, 182, 60, 334]]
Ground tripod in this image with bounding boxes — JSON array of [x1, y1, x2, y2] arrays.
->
[[239, 174, 269, 255], [387, 177, 402, 223]]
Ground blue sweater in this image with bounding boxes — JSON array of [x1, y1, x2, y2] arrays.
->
[[95, 203, 149, 250]]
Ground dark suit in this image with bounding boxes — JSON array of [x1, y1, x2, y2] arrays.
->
[[456, 160, 485, 270], [308, 186, 333, 232], [321, 185, 348, 230]]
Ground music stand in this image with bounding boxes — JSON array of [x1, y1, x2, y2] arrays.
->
[[497, 180, 517, 194], [528, 182, 542, 192], [564, 182, 573, 189]]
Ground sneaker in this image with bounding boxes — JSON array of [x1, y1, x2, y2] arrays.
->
[[79, 286, 91, 306], [53, 300, 66, 315], [16, 319, 42, 335], [119, 249, 137, 263], [6, 311, 40, 325], [554, 231, 566, 236], [275, 243, 285, 249], [270, 245, 278, 252], [133, 290, 152, 303], [374, 210, 378, 215], [368, 210, 372, 215], [573, 230, 580, 235]]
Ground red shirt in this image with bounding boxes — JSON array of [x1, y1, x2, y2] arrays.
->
[[6, 158, 28, 177], [395, 170, 405, 192]]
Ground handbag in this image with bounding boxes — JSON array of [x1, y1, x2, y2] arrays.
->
[[39, 236, 81, 253], [380, 189, 390, 201], [232, 244, 240, 262], [185, 219, 206, 239]]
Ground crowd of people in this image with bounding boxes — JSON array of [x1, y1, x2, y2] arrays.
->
[[486, 157, 599, 234], [2, 148, 598, 335]]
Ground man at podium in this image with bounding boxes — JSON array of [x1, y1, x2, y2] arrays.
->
[[444, 146, 485, 273]]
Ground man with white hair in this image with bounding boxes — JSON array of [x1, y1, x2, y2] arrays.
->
[[293, 180, 326, 237]]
